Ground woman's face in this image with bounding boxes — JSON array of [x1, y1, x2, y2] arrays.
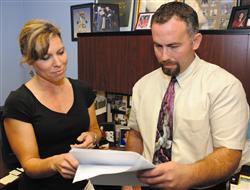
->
[[239, 12, 244, 20], [32, 36, 67, 83]]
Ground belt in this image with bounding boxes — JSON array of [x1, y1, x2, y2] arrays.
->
[[142, 180, 229, 190]]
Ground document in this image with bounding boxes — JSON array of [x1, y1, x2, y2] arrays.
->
[[69, 148, 155, 186]]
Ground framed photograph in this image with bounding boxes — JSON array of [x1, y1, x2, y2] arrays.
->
[[228, 5, 250, 29], [95, 91, 107, 116], [240, 0, 250, 6], [184, 0, 238, 30], [96, 0, 137, 31], [99, 122, 116, 147], [71, 4, 93, 41], [135, 12, 154, 30], [119, 127, 130, 147], [92, 3, 120, 32]]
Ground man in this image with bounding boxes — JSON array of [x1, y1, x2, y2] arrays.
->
[[126, 2, 249, 190]]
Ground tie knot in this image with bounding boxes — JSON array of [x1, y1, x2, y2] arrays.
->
[[171, 77, 177, 83]]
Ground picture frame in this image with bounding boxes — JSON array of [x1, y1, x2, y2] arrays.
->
[[92, 3, 120, 32], [228, 5, 250, 29], [96, 0, 137, 31], [95, 91, 107, 116], [99, 122, 116, 147], [119, 127, 130, 147], [135, 12, 154, 30], [70, 3, 93, 41], [70, 3, 120, 41], [184, 0, 238, 30]]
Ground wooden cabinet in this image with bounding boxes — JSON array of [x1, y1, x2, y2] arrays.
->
[[78, 32, 158, 94], [78, 31, 250, 104]]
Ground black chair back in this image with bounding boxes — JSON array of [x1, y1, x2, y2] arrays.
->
[[0, 106, 20, 168]]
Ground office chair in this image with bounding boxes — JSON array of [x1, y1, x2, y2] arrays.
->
[[0, 106, 20, 169]]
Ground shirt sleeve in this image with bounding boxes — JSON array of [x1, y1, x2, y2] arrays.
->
[[3, 88, 33, 123], [210, 80, 249, 149], [128, 85, 140, 131]]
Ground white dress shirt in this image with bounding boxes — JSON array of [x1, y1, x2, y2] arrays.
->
[[128, 55, 249, 168]]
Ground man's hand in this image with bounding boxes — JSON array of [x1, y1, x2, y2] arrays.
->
[[138, 161, 192, 190]]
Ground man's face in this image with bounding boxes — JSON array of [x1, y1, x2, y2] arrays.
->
[[151, 16, 201, 76]]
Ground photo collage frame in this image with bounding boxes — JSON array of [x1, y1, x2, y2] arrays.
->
[[95, 91, 131, 148]]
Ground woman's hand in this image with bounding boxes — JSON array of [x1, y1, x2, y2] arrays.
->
[[71, 132, 97, 149], [51, 153, 79, 179]]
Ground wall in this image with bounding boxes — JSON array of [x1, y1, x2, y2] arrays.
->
[[0, 0, 94, 106]]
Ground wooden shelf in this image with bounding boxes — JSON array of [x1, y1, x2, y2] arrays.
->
[[78, 31, 250, 104], [77, 29, 250, 37]]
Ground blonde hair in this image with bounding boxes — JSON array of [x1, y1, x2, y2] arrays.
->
[[19, 19, 61, 64]]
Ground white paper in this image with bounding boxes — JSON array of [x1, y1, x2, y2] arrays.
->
[[69, 148, 155, 186]]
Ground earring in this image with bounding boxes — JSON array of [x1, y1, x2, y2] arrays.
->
[[29, 70, 34, 77], [29, 66, 35, 77]]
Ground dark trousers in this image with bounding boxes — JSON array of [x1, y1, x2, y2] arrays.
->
[[142, 181, 229, 190]]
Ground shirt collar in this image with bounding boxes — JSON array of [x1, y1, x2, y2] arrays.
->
[[159, 54, 200, 87], [176, 54, 200, 88]]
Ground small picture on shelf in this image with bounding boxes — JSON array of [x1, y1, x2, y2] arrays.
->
[[96, 0, 136, 31], [135, 12, 154, 30], [70, 3, 93, 41], [95, 91, 107, 116], [107, 93, 128, 113], [106, 93, 130, 126], [119, 127, 130, 147], [113, 113, 128, 126], [99, 122, 116, 148], [92, 3, 120, 32], [228, 6, 250, 29]]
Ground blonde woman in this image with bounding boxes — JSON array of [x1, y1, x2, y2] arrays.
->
[[3, 19, 101, 190]]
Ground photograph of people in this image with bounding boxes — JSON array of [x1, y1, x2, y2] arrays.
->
[[93, 4, 119, 32], [232, 10, 248, 28], [126, 2, 249, 190], [2, 19, 102, 190]]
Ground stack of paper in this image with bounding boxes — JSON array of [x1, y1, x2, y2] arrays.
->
[[70, 148, 155, 186]]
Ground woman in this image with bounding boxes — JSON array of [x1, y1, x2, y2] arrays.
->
[[232, 11, 246, 28], [2, 19, 102, 190]]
